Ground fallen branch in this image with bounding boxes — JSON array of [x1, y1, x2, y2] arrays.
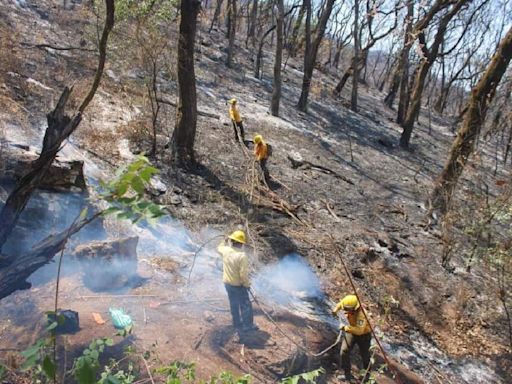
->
[[20, 42, 96, 52], [322, 199, 341, 222], [287, 155, 354, 185]]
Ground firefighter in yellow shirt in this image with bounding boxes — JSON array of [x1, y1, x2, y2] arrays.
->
[[253, 134, 271, 185], [227, 98, 246, 145], [332, 294, 372, 380], [217, 230, 257, 334]]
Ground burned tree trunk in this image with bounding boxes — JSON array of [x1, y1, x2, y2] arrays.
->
[[350, 0, 360, 112], [0, 0, 114, 256], [246, 0, 258, 48], [400, 0, 469, 148], [271, 0, 285, 116], [209, 0, 225, 32], [171, 0, 201, 164], [0, 0, 115, 298], [297, 0, 335, 112], [0, 214, 97, 299], [385, 0, 414, 110], [287, 0, 306, 57], [226, 0, 237, 68], [429, 26, 512, 217]]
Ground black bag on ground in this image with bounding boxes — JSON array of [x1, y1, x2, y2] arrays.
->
[[47, 309, 80, 334]]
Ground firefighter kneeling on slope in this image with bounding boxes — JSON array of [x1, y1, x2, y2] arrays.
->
[[217, 230, 258, 336], [332, 294, 372, 381]]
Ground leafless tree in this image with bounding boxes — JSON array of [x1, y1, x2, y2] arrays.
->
[[400, 0, 473, 148], [271, 0, 285, 116], [334, 0, 398, 97], [226, 0, 237, 67], [297, 0, 336, 112]]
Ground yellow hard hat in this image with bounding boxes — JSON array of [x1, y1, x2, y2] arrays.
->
[[341, 295, 360, 311], [228, 230, 246, 244], [253, 134, 263, 144], [227, 98, 237, 104]]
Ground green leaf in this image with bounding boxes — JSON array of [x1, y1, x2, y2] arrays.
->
[[116, 182, 129, 197], [90, 350, 99, 360], [42, 355, 56, 379], [0, 364, 6, 379], [21, 339, 44, 358], [131, 176, 145, 195], [75, 360, 97, 384], [105, 338, 114, 346], [46, 321, 58, 331], [102, 207, 121, 216], [21, 354, 38, 371], [140, 166, 159, 182]]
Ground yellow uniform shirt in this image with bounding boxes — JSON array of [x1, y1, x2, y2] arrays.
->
[[333, 304, 371, 336], [229, 105, 242, 123], [254, 142, 268, 161], [217, 243, 250, 287]]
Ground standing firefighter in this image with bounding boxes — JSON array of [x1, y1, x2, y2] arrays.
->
[[253, 134, 271, 186], [227, 98, 245, 144], [332, 294, 372, 381], [217, 230, 257, 334]]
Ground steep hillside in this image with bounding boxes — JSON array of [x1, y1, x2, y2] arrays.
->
[[0, 1, 510, 383]]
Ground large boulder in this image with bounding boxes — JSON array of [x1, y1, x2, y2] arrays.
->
[[0, 143, 86, 191], [72, 236, 141, 292]]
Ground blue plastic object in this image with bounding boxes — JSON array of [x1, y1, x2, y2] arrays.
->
[[109, 307, 133, 330]]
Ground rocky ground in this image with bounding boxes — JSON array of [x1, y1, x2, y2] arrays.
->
[[0, 1, 510, 383]]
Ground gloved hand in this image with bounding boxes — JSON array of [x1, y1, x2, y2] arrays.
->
[[339, 325, 348, 332], [331, 309, 338, 316]]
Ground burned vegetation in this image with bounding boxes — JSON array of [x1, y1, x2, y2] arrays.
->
[[0, 1, 511, 384]]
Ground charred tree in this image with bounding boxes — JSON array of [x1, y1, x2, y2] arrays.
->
[[0, 0, 114, 297], [0, 0, 114, 256], [334, 0, 398, 97], [246, 0, 258, 48], [170, 0, 201, 164], [350, 0, 360, 112], [209, 0, 225, 32], [287, 0, 307, 57], [385, 0, 414, 111], [297, 0, 336, 112], [226, 0, 237, 67], [271, 0, 285, 116], [429, 26, 512, 217], [0, 214, 98, 300], [400, 0, 469, 149]]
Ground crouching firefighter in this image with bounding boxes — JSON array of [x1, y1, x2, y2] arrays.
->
[[253, 134, 271, 186], [332, 294, 372, 381], [217, 230, 257, 334]]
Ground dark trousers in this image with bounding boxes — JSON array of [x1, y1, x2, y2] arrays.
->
[[231, 120, 245, 143], [258, 158, 271, 185], [340, 332, 371, 374], [224, 284, 253, 331]]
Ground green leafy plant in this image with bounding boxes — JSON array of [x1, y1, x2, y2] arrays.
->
[[280, 368, 325, 384], [100, 155, 166, 224], [155, 361, 196, 383], [98, 360, 136, 384], [71, 337, 114, 384], [20, 319, 60, 382]]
